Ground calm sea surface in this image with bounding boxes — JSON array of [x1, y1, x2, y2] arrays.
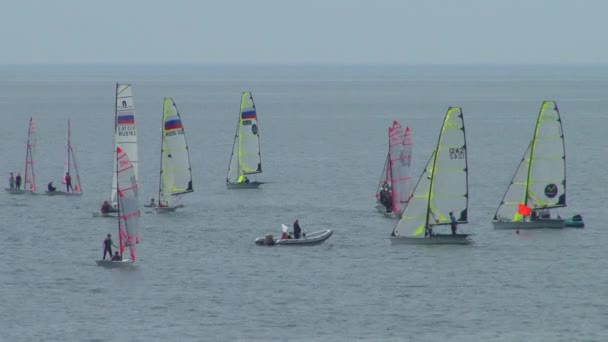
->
[[0, 65, 606, 341]]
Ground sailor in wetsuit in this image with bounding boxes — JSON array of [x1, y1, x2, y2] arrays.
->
[[103, 234, 117, 260], [65, 172, 73, 192]]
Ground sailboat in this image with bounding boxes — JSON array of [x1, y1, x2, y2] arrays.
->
[[155, 98, 193, 213], [109, 83, 138, 209], [492, 101, 567, 229], [390, 107, 471, 245], [97, 146, 140, 267], [375, 121, 412, 217], [46, 119, 82, 196], [5, 117, 37, 194], [226, 91, 263, 189]]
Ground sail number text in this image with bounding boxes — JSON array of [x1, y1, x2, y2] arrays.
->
[[118, 125, 136, 137], [449, 147, 465, 159]]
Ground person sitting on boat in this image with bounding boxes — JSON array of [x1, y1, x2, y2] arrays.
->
[[47, 181, 56, 192], [425, 226, 434, 237], [540, 207, 550, 219], [102, 234, 117, 260], [530, 210, 539, 221], [111, 251, 122, 261], [64, 172, 73, 192], [148, 198, 156, 207], [244, 176, 250, 184], [380, 188, 391, 213], [293, 219, 302, 239], [449, 211, 458, 235], [100, 201, 112, 214]]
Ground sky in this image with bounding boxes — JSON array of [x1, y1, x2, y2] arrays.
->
[[1, 0, 606, 65]]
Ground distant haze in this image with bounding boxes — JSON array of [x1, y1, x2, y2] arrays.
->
[[3, 0, 607, 65]]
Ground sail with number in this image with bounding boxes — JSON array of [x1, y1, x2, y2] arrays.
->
[[117, 146, 140, 261], [493, 101, 566, 223], [226, 92, 262, 187], [111, 83, 138, 205], [392, 107, 468, 239], [158, 98, 193, 208], [61, 119, 82, 194]]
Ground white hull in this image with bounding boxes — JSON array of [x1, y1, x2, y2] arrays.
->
[[390, 234, 472, 245], [255, 230, 333, 246], [155, 206, 177, 213], [226, 181, 263, 189], [493, 219, 564, 229], [5, 188, 35, 195], [92, 212, 118, 218], [45, 190, 82, 197], [96, 259, 135, 268], [383, 212, 400, 219]]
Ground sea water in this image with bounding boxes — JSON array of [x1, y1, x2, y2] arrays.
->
[[0, 65, 606, 341]]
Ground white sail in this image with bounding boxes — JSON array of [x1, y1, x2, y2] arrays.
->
[[158, 98, 193, 207], [226, 91, 262, 184], [111, 83, 138, 204], [61, 119, 82, 193], [116, 146, 140, 261], [392, 107, 468, 237], [493, 101, 566, 222]]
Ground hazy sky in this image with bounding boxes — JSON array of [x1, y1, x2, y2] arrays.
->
[[2, 0, 606, 64]]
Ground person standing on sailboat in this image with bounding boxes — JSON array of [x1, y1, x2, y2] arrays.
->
[[449, 211, 458, 235], [15, 173, 22, 189], [9, 173, 15, 189], [102, 234, 117, 260], [64, 172, 73, 192]]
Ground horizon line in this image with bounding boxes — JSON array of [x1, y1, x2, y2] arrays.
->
[[0, 62, 607, 67]]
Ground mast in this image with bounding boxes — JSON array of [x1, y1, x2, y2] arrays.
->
[[67, 119, 71, 176], [226, 95, 242, 182], [24, 118, 32, 190], [158, 98, 164, 205], [523, 104, 542, 208], [116, 145, 122, 256]]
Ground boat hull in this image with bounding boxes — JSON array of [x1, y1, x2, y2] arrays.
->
[[565, 219, 584, 228], [226, 181, 263, 189], [493, 219, 565, 229], [383, 212, 400, 219], [96, 259, 135, 268], [390, 234, 472, 245], [5, 188, 35, 195], [155, 206, 177, 213], [45, 190, 82, 197], [255, 230, 333, 246], [92, 212, 117, 218]]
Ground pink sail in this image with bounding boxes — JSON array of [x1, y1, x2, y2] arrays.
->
[[61, 119, 83, 193], [116, 146, 140, 261], [24, 117, 37, 191], [388, 121, 405, 212]]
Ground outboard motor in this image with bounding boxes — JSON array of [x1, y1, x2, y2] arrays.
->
[[264, 234, 275, 246]]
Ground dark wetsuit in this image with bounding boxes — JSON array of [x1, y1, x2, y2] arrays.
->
[[65, 175, 73, 192], [294, 221, 301, 239], [103, 238, 113, 260], [15, 175, 22, 189]]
